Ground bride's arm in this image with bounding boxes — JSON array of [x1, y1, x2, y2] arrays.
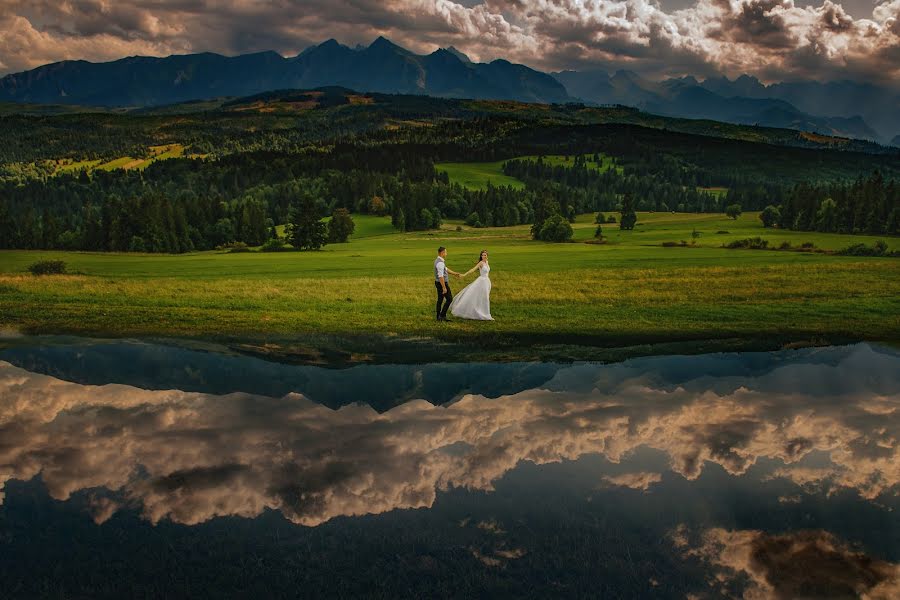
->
[[462, 260, 484, 277]]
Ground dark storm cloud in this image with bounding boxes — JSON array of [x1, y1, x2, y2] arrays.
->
[[723, 0, 797, 48], [0, 1, 898, 92]]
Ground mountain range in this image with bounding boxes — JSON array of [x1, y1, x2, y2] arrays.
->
[[554, 70, 899, 145], [0, 37, 567, 108], [1, 37, 897, 145]]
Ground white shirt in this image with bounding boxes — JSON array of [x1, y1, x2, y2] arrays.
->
[[434, 256, 448, 282]]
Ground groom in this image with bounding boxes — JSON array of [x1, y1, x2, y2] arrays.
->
[[434, 246, 461, 321]]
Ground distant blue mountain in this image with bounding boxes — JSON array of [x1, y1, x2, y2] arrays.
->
[[2, 37, 895, 143], [0, 37, 570, 107], [554, 69, 898, 144]]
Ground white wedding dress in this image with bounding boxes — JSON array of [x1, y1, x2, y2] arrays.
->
[[450, 263, 493, 320]]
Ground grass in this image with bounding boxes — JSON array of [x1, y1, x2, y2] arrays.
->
[[435, 160, 525, 190], [47, 144, 188, 175], [435, 154, 620, 191], [1, 213, 898, 358]]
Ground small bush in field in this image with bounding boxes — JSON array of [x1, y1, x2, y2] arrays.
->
[[260, 238, 287, 252], [28, 260, 67, 275], [837, 240, 892, 257], [726, 237, 769, 250]]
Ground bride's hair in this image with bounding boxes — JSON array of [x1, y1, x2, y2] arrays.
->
[[478, 249, 488, 262]]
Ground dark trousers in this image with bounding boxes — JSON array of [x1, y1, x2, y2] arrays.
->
[[435, 281, 452, 319]]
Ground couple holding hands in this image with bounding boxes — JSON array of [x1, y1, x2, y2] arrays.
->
[[433, 246, 493, 322]]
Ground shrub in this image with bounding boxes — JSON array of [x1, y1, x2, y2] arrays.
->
[[327, 208, 355, 243], [537, 214, 574, 242], [759, 205, 780, 228], [28, 260, 67, 275], [725, 203, 743, 220], [368, 196, 388, 216], [594, 224, 603, 238], [837, 240, 891, 256], [465, 211, 482, 228], [778, 241, 793, 250], [260, 238, 287, 252], [595, 212, 606, 224], [216, 241, 249, 252], [726, 237, 769, 249], [606, 216, 616, 223], [455, 225, 463, 232]]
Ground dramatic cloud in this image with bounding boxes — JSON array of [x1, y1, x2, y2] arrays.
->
[[0, 0, 898, 85], [1, 343, 898, 527]]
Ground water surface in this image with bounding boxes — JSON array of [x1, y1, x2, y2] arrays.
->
[[1, 339, 898, 598]]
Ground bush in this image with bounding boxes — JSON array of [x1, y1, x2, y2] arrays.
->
[[537, 214, 574, 242], [368, 196, 388, 216], [619, 211, 637, 230], [607, 216, 616, 223], [465, 211, 482, 228], [759, 205, 780, 228], [726, 237, 769, 249], [725, 203, 743, 220], [216, 241, 249, 252], [28, 260, 67, 275], [327, 208, 355, 243], [595, 212, 606, 224], [594, 224, 603, 238], [778, 241, 793, 250], [260, 238, 287, 252], [837, 240, 892, 256]]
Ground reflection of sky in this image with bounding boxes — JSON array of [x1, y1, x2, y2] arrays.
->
[[1, 341, 899, 596], [1, 342, 897, 526]]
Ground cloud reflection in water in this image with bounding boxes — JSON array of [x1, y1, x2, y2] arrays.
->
[[0, 343, 897, 528]]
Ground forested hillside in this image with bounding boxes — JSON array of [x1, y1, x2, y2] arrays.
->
[[1, 90, 897, 252]]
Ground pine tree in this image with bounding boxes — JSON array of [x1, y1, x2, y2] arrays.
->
[[286, 196, 328, 251]]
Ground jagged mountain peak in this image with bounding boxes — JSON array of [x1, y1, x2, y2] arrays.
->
[[0, 37, 569, 107], [444, 46, 472, 63]]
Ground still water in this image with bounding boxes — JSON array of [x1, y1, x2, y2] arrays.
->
[[0, 338, 898, 598]]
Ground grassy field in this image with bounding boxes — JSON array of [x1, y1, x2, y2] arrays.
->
[[52, 144, 187, 174], [1, 212, 898, 360], [435, 154, 619, 191], [434, 159, 525, 190]]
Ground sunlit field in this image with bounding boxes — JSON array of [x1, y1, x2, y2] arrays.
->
[[2, 212, 897, 355], [435, 153, 620, 190]]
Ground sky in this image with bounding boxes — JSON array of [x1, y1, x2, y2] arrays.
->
[[0, 0, 898, 86]]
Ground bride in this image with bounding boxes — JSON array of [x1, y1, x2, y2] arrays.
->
[[450, 250, 493, 321]]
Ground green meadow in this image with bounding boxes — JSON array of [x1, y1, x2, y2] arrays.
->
[[1, 211, 897, 360], [52, 144, 187, 174], [435, 153, 619, 191]]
